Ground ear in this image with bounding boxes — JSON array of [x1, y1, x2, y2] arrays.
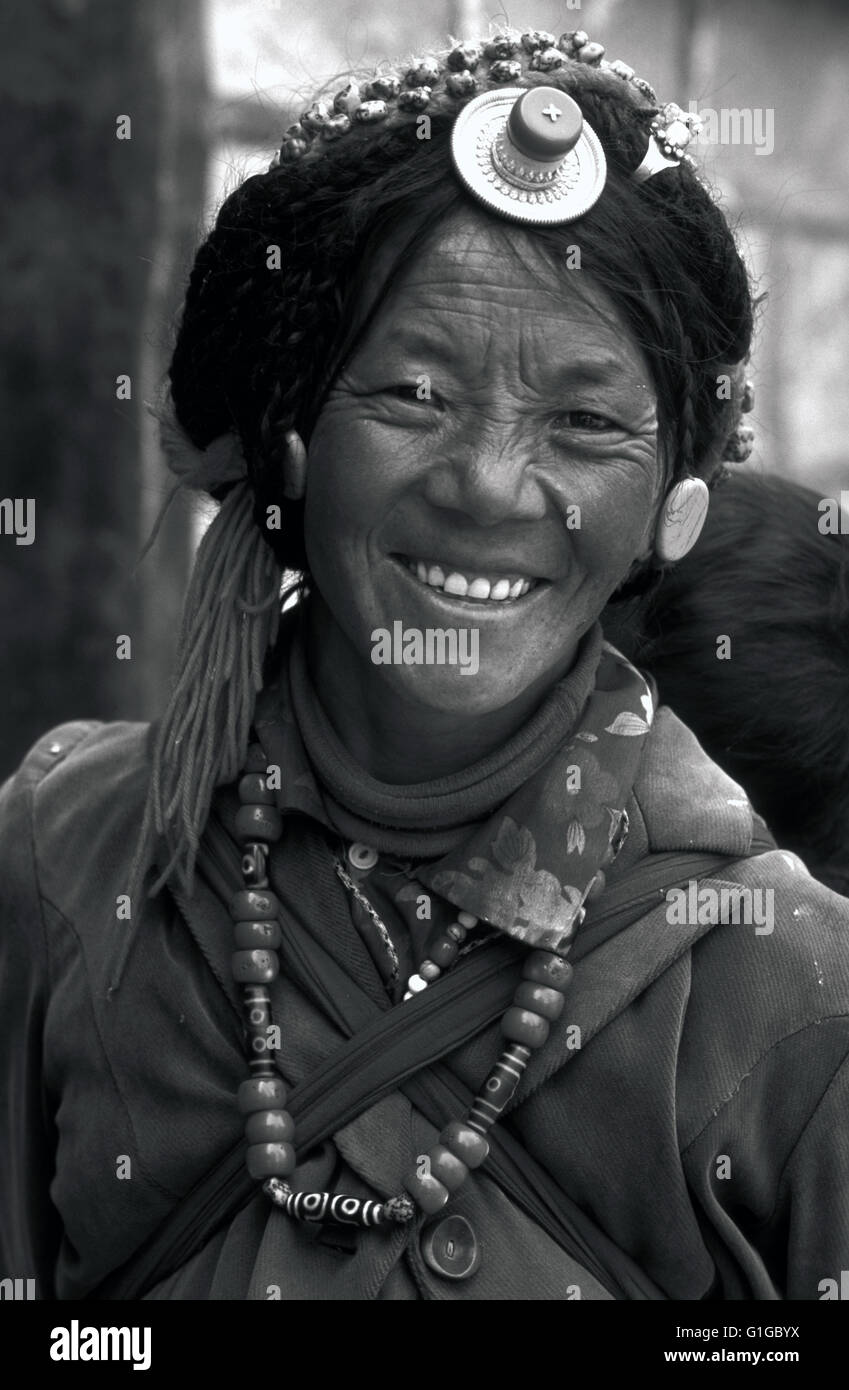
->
[[653, 478, 710, 563], [281, 430, 308, 501]]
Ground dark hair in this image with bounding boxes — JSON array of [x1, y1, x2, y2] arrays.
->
[[169, 46, 755, 573], [609, 473, 849, 891]]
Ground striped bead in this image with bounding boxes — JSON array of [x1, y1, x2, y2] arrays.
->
[[468, 1047, 529, 1130], [234, 919, 282, 949], [419, 960, 441, 982], [521, 949, 573, 991], [242, 992, 272, 1034], [269, 1188, 402, 1227], [246, 1141, 296, 1179], [501, 1006, 550, 1048], [402, 1168, 450, 1215], [230, 889, 280, 921], [232, 949, 279, 984], [237, 1076, 288, 1113], [235, 804, 283, 844], [446, 923, 467, 942], [238, 773, 275, 806], [245, 1108, 295, 1144], [513, 981, 565, 1021]]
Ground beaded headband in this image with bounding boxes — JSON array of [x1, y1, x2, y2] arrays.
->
[[270, 27, 702, 226]]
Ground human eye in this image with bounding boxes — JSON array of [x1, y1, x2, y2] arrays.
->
[[382, 381, 442, 405], [553, 409, 618, 432]]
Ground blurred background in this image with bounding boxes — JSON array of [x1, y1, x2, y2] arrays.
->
[[1, 0, 847, 777]]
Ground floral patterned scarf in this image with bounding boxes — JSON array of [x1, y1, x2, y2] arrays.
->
[[254, 614, 655, 954]]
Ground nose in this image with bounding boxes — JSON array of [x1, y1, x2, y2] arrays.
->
[[421, 423, 548, 527]]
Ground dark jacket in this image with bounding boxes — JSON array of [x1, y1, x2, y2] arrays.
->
[[1, 711, 848, 1299]]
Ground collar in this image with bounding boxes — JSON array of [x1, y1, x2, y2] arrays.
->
[[253, 616, 658, 953]]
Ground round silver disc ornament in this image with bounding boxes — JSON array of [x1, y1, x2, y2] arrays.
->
[[451, 86, 607, 225]]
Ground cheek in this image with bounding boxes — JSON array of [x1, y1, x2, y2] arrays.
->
[[551, 457, 661, 580]]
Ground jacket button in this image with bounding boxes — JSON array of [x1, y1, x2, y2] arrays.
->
[[348, 843, 379, 871], [420, 1215, 480, 1281]]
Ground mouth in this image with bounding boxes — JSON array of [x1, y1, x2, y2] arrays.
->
[[392, 554, 545, 605]]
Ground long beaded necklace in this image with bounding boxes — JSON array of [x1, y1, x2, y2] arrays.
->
[[230, 744, 618, 1229]]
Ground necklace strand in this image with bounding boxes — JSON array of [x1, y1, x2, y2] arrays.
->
[[230, 747, 622, 1232]]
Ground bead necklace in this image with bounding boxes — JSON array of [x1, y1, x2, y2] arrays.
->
[[334, 849, 484, 999], [230, 746, 585, 1229]]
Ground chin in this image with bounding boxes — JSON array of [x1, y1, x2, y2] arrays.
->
[[370, 651, 537, 717]]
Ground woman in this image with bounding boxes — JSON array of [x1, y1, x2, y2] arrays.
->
[[606, 472, 849, 897], [1, 25, 847, 1302]]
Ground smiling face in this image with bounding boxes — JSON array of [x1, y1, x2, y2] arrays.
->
[[301, 210, 664, 727]]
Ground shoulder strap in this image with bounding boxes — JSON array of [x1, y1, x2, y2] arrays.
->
[[89, 825, 770, 1301]]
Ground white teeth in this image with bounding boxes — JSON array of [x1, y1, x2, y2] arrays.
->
[[443, 572, 469, 596], [406, 558, 536, 601]]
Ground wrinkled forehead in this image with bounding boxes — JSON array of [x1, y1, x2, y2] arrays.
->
[[344, 207, 652, 384]]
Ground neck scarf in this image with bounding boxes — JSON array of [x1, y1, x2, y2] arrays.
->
[[253, 612, 656, 954]]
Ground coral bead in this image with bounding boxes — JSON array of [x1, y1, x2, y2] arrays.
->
[[513, 981, 565, 1021], [237, 1076, 288, 1113], [521, 950, 573, 991], [234, 919, 282, 949], [246, 1142, 296, 1179], [501, 1007, 550, 1049], [245, 1108, 296, 1144], [457, 911, 478, 929], [238, 773, 275, 806], [232, 949, 279, 984], [402, 1168, 450, 1215], [244, 745, 268, 772], [235, 805, 283, 844], [429, 937, 459, 968], [427, 1145, 469, 1192], [229, 889, 280, 921], [440, 1121, 490, 1168]]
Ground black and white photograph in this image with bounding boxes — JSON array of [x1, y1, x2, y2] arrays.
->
[[1, 0, 848, 1355]]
